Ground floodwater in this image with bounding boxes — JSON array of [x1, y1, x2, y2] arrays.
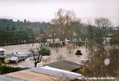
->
[[0, 43, 89, 68], [1, 43, 40, 55]]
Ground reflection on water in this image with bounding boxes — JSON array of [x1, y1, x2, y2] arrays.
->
[[0, 43, 40, 55]]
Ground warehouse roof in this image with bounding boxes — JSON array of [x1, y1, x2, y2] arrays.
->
[[0, 75, 25, 81], [27, 67, 82, 79], [46, 60, 81, 71], [0, 67, 82, 81]]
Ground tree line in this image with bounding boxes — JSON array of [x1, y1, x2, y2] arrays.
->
[[0, 19, 49, 46], [47, 8, 115, 44], [0, 26, 36, 46]]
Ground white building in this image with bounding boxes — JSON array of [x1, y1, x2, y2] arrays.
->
[[0, 48, 5, 56]]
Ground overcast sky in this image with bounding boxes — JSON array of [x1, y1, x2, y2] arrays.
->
[[0, 0, 119, 26]]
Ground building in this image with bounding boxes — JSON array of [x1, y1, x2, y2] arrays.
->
[[0, 48, 5, 63], [41, 66, 83, 79], [0, 66, 83, 81], [0, 70, 62, 81], [46, 60, 82, 72], [0, 48, 5, 56]]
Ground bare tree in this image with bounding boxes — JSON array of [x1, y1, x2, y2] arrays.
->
[[86, 25, 97, 53], [95, 17, 111, 37], [110, 28, 119, 46], [29, 46, 51, 67], [94, 17, 112, 49], [73, 18, 82, 41], [86, 17, 112, 52], [51, 8, 77, 42], [110, 12, 119, 46], [29, 48, 41, 67], [47, 23, 57, 43]]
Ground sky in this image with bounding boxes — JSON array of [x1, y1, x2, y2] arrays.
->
[[0, 0, 119, 26]]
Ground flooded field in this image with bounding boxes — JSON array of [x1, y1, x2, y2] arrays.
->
[[1, 43, 40, 55], [0, 43, 89, 68]]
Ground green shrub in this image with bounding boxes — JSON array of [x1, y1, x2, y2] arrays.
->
[[75, 50, 82, 55], [39, 46, 51, 56], [0, 63, 28, 74], [77, 43, 82, 46]]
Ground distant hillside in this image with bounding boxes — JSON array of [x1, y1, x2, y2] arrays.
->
[[0, 18, 48, 30], [0, 19, 49, 46]]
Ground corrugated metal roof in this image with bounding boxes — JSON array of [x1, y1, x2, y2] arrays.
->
[[46, 60, 81, 71], [6, 70, 61, 81], [0, 60, 82, 80], [27, 67, 82, 79], [0, 75, 26, 81], [0, 66, 82, 80]]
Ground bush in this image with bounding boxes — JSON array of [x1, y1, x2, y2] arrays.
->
[[77, 43, 82, 46], [39, 46, 51, 56], [75, 50, 82, 55], [0, 63, 28, 74]]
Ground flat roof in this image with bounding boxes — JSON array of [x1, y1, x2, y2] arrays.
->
[[0, 63, 83, 81], [46, 60, 81, 71], [41, 66, 82, 79], [0, 48, 5, 51], [6, 70, 62, 81], [0, 68, 69, 81], [0, 75, 25, 81]]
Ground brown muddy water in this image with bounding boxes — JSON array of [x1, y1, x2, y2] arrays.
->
[[0, 43, 89, 68]]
